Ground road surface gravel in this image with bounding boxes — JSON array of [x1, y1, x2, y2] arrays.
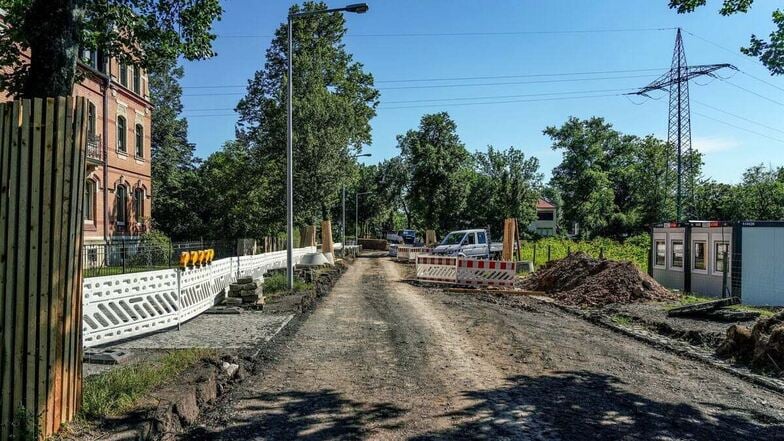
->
[[195, 255, 784, 440]]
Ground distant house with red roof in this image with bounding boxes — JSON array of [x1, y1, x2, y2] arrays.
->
[[531, 198, 558, 236]]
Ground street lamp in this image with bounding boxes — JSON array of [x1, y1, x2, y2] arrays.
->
[[286, 3, 369, 290], [355, 191, 371, 243], [343, 153, 371, 247]]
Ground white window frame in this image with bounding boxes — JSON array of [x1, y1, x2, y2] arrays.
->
[[692, 240, 708, 273], [712, 240, 731, 276], [670, 238, 684, 271], [653, 233, 667, 269], [84, 179, 95, 223]]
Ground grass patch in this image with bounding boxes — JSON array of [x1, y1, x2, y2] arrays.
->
[[521, 235, 650, 272], [727, 304, 777, 318], [80, 348, 214, 419], [263, 272, 312, 294], [610, 313, 634, 326]]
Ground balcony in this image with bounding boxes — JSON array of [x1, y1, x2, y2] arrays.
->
[[86, 134, 103, 164]]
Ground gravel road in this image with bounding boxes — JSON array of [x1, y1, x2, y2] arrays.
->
[[197, 255, 784, 440]]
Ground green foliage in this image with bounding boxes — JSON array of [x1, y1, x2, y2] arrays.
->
[[520, 235, 650, 272], [610, 314, 634, 326], [150, 59, 204, 239], [667, 0, 784, 75], [0, 0, 222, 96], [263, 272, 311, 294], [11, 405, 38, 440], [81, 349, 213, 418], [128, 230, 172, 267], [692, 164, 784, 221], [398, 112, 474, 234], [235, 1, 379, 225]]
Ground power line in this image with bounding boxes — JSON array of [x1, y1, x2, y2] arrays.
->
[[692, 100, 784, 135], [181, 87, 638, 112], [182, 73, 657, 96], [720, 78, 784, 107], [180, 67, 668, 89], [692, 111, 784, 144], [378, 93, 621, 110], [217, 26, 676, 39]]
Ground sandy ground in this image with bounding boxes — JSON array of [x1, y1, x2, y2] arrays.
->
[[193, 255, 784, 440]]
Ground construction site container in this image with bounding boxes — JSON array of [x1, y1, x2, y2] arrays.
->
[[650, 221, 784, 306]]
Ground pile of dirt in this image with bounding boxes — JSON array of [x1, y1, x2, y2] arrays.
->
[[519, 252, 676, 307], [716, 311, 784, 373]]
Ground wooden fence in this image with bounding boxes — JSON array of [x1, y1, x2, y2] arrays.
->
[[0, 97, 88, 439]]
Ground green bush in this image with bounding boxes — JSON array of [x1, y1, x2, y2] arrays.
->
[[263, 272, 311, 294], [128, 230, 173, 267]]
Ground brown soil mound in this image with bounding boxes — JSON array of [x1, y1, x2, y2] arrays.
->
[[519, 252, 676, 307], [716, 312, 784, 373]]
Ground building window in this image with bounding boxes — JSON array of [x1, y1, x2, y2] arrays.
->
[[117, 115, 127, 153], [88, 102, 96, 137], [671, 240, 684, 268], [120, 63, 128, 87], [135, 124, 143, 158], [133, 66, 141, 95], [537, 211, 554, 221], [715, 241, 729, 273], [84, 180, 95, 221], [693, 241, 706, 270], [655, 240, 666, 267], [134, 188, 144, 222], [116, 185, 127, 225]]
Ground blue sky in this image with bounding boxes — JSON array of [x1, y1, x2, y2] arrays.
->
[[181, 0, 784, 184]]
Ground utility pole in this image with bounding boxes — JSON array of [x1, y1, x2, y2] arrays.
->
[[629, 28, 735, 221]]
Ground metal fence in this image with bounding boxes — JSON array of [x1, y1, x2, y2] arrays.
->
[[83, 238, 264, 278]]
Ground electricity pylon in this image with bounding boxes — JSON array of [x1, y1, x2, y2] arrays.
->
[[629, 28, 735, 221]]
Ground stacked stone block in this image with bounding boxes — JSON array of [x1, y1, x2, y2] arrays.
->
[[227, 276, 264, 306]]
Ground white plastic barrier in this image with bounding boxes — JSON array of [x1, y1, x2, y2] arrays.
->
[[456, 257, 516, 288], [82, 246, 317, 347], [397, 246, 411, 262], [415, 255, 458, 283], [406, 247, 431, 263]]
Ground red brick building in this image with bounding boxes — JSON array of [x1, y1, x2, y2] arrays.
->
[[2, 48, 153, 244]]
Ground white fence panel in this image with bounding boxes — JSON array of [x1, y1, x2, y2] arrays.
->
[[415, 255, 458, 283], [456, 258, 516, 288], [82, 269, 179, 347], [82, 246, 318, 348]]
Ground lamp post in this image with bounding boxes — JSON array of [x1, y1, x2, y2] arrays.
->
[[286, 3, 369, 290], [355, 191, 371, 242], [343, 153, 371, 247]]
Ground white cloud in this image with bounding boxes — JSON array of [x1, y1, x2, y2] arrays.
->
[[691, 136, 740, 154]]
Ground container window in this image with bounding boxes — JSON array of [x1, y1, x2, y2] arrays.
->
[[715, 241, 729, 273], [655, 240, 666, 267], [671, 240, 683, 268], [693, 241, 706, 270]]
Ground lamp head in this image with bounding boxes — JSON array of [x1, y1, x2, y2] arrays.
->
[[344, 3, 369, 13]]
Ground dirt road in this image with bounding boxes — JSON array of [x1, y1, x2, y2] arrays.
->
[[198, 255, 784, 440]]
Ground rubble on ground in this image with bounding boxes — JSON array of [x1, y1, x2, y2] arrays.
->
[[716, 311, 784, 373], [519, 252, 676, 307]]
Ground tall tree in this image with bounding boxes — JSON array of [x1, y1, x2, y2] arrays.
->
[[235, 1, 379, 225], [149, 59, 202, 239], [546, 117, 618, 238], [465, 146, 542, 237], [739, 164, 784, 219], [0, 0, 222, 97], [632, 135, 677, 227], [398, 112, 473, 234], [666, 0, 784, 74]]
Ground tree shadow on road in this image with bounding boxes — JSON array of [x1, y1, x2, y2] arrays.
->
[[412, 371, 784, 441], [191, 388, 406, 440]]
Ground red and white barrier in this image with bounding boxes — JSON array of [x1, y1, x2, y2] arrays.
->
[[415, 255, 458, 283], [397, 246, 411, 262], [407, 247, 431, 262], [415, 255, 517, 287], [456, 258, 517, 288]]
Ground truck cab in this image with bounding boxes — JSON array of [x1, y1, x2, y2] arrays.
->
[[432, 229, 494, 258]]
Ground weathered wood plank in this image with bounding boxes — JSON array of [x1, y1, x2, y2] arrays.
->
[[43, 97, 57, 436], [50, 96, 67, 432], [11, 100, 26, 439], [667, 297, 740, 317], [0, 102, 13, 441], [27, 98, 43, 422], [72, 99, 87, 415]]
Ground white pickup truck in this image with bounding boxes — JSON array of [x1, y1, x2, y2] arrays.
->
[[431, 229, 503, 259]]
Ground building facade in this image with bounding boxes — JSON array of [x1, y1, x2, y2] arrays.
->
[[2, 49, 153, 244], [530, 198, 558, 236]]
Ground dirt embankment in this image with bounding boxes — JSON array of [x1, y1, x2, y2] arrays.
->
[[520, 252, 676, 307], [718, 311, 784, 373]]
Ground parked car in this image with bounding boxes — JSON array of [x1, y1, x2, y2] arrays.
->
[[431, 229, 503, 259], [386, 229, 418, 245]]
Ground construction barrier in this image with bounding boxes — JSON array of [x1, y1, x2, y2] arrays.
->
[[397, 246, 411, 262], [407, 247, 431, 263], [415, 255, 459, 283], [415, 255, 517, 287], [457, 257, 517, 288]]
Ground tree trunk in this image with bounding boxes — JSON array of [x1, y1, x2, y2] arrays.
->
[[320, 201, 329, 221], [22, 0, 81, 98]]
